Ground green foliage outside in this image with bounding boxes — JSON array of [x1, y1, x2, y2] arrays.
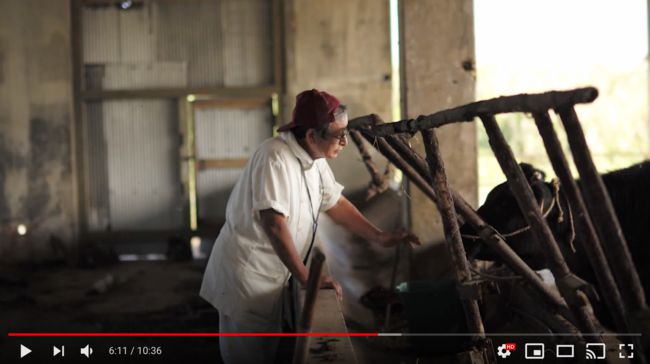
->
[[476, 62, 650, 205]]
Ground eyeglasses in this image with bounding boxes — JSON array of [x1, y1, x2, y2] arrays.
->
[[327, 130, 349, 143]]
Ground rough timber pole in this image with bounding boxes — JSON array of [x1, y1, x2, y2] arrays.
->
[[349, 130, 386, 199], [353, 125, 572, 321], [293, 248, 326, 364], [558, 106, 648, 314], [480, 114, 603, 343], [421, 128, 485, 343], [533, 112, 633, 339]]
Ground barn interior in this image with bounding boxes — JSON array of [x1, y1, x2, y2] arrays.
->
[[1, 0, 649, 363]]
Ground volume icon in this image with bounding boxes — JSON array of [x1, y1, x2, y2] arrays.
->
[[80, 345, 93, 358]]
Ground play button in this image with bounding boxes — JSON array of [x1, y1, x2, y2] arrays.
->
[[20, 345, 31, 358]]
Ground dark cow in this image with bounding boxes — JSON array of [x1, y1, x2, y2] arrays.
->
[[460, 161, 650, 329]]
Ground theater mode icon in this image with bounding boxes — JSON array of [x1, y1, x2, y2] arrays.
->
[[556, 344, 574, 358]]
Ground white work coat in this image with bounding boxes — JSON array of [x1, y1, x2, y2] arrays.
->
[[200, 131, 344, 332]]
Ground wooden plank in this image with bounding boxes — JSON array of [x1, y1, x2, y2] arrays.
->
[[197, 158, 249, 170], [82, 86, 279, 100], [297, 248, 358, 364], [192, 97, 269, 110]]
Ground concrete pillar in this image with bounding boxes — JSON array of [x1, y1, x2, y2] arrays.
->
[[0, 0, 75, 261], [403, 0, 478, 245], [283, 0, 392, 193]]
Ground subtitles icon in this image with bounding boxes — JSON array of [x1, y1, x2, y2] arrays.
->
[[526, 343, 545, 359], [586, 343, 605, 360]]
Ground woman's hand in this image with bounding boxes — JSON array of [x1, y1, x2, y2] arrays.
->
[[375, 230, 422, 249], [320, 276, 343, 300]]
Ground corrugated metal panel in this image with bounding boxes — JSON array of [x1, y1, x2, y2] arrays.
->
[[86, 63, 188, 91], [194, 108, 272, 159], [156, 1, 225, 88], [86, 100, 183, 231], [119, 4, 155, 63], [221, 0, 273, 87], [83, 1, 273, 89], [194, 107, 272, 223], [197, 168, 244, 224], [82, 5, 121, 64], [83, 3, 154, 63]]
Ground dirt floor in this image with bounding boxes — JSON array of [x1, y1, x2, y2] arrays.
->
[[0, 256, 475, 364], [2, 257, 631, 364], [0, 259, 223, 362], [0, 258, 421, 363]]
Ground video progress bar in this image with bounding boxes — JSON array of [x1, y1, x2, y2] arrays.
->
[[377, 333, 642, 337]]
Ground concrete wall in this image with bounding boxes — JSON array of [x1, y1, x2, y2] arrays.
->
[[403, 0, 478, 244], [283, 0, 392, 193], [0, 0, 75, 261]]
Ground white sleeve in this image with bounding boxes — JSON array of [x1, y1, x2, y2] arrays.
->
[[319, 160, 344, 212], [250, 151, 292, 219]]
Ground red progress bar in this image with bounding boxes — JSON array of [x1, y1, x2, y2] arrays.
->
[[9, 333, 378, 337]]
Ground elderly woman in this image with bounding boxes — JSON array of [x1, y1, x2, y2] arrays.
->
[[200, 89, 420, 364]]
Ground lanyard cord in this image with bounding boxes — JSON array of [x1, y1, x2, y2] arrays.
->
[[298, 158, 323, 265]]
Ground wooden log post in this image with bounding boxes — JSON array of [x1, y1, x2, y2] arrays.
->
[[480, 115, 604, 343], [421, 128, 485, 343], [354, 125, 573, 322], [533, 112, 643, 352], [558, 106, 648, 314], [293, 248, 326, 364], [363, 87, 599, 137], [349, 130, 387, 200]]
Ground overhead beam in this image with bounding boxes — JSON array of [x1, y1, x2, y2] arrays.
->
[[82, 86, 279, 100]]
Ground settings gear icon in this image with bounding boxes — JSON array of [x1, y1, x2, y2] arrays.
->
[[498, 344, 512, 358]]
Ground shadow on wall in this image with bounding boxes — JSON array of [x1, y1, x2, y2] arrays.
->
[[319, 188, 455, 331]]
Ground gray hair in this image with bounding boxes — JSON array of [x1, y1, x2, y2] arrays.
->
[[333, 105, 347, 121]]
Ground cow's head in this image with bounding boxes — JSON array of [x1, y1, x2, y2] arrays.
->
[[460, 163, 561, 270]]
